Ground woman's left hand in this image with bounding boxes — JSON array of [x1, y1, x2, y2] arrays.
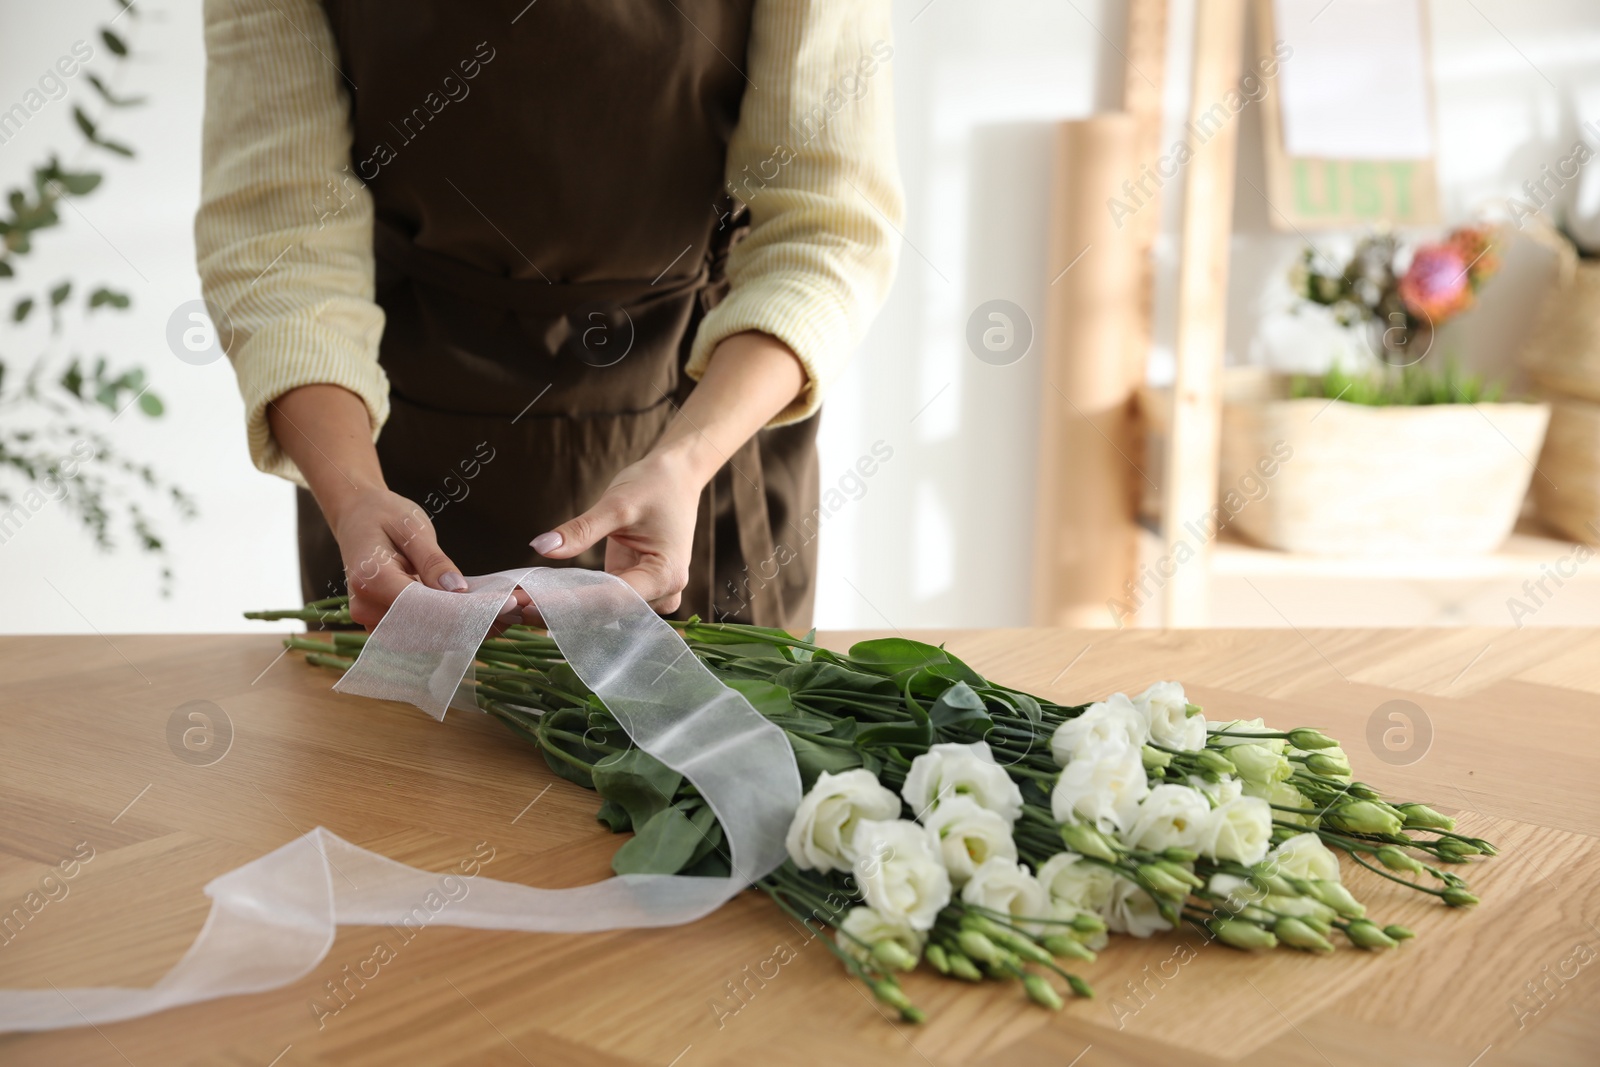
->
[[530, 449, 703, 613]]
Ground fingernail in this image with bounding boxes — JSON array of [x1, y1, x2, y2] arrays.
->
[[530, 532, 563, 554], [501, 594, 518, 614], [439, 571, 468, 592]]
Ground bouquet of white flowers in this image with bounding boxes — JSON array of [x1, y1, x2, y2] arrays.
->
[[252, 601, 1495, 1022]]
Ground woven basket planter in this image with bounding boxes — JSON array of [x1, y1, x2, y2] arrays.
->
[[1218, 373, 1549, 555], [1522, 232, 1600, 403], [1533, 397, 1600, 544]]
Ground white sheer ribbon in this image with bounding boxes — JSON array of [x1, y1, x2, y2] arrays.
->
[[0, 568, 801, 1033]]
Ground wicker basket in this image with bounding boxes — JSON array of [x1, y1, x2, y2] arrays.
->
[[1533, 397, 1600, 544], [1218, 373, 1550, 555], [1522, 230, 1600, 402]]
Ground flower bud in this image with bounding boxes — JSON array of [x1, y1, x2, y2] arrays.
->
[[1441, 887, 1479, 908], [1042, 934, 1096, 962], [1469, 837, 1499, 857], [1066, 973, 1095, 999], [1309, 880, 1366, 919], [871, 979, 921, 1020], [1327, 800, 1404, 836], [1344, 919, 1398, 950], [1395, 803, 1453, 831], [1138, 864, 1190, 900], [1250, 870, 1298, 897], [1274, 917, 1335, 952], [1195, 749, 1237, 776], [1437, 839, 1480, 860], [957, 930, 1004, 965], [1304, 752, 1352, 777], [1382, 924, 1416, 941], [1287, 728, 1338, 750], [1347, 782, 1382, 800], [1060, 822, 1120, 862], [1375, 845, 1424, 873], [925, 944, 950, 974], [945, 949, 983, 981], [1208, 917, 1279, 951], [1185, 702, 1205, 718], [1023, 973, 1065, 1011], [1162, 846, 1200, 863], [1070, 912, 1107, 935], [1227, 743, 1292, 785], [1158, 899, 1183, 927], [1157, 860, 1205, 889], [872, 939, 920, 972], [1142, 745, 1174, 772], [1297, 911, 1334, 937]]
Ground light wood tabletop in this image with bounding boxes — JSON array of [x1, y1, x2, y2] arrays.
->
[[1, 627, 1597, 1067]]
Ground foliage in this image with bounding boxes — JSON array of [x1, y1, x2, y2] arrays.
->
[[1288, 359, 1509, 407]]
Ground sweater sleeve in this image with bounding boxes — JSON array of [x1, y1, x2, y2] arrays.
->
[[687, 0, 904, 425], [195, 0, 388, 486]]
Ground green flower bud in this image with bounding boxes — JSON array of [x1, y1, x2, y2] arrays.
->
[[1195, 749, 1237, 776], [1395, 803, 1454, 831], [1274, 917, 1335, 953], [1309, 880, 1366, 919], [1442, 887, 1479, 908], [925, 943, 950, 975], [870, 979, 920, 1019], [1142, 745, 1174, 772], [945, 949, 983, 981], [1023, 973, 1065, 1011], [1162, 846, 1200, 863], [1158, 899, 1183, 927], [1250, 870, 1298, 897], [1344, 919, 1398, 950], [1042, 934, 1096, 962], [1437, 839, 1481, 859], [1185, 702, 1205, 718], [957, 930, 1004, 965], [1138, 864, 1190, 900], [1059, 822, 1120, 863], [1208, 917, 1279, 951], [1375, 845, 1425, 873], [1066, 973, 1095, 999], [1157, 860, 1205, 889], [871, 939, 920, 972], [1287, 728, 1338, 750], [1297, 911, 1334, 937], [1327, 800, 1404, 836], [1227, 743, 1292, 785], [1382, 924, 1416, 941], [1470, 838, 1499, 857], [1304, 752, 1352, 777], [1070, 912, 1107, 935], [1347, 782, 1382, 800]]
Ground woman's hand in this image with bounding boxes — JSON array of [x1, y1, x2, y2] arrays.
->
[[531, 330, 807, 613]]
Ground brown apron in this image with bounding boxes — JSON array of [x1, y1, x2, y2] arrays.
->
[[299, 0, 819, 630]]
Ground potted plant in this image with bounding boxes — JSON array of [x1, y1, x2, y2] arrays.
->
[[1218, 226, 1549, 555]]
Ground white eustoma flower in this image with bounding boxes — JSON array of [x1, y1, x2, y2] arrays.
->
[[1101, 875, 1173, 938], [1268, 832, 1343, 883], [960, 858, 1049, 930], [851, 819, 953, 931], [1050, 739, 1150, 832], [1121, 783, 1213, 852], [923, 796, 1018, 886], [784, 768, 903, 873], [1036, 852, 1115, 914], [1225, 742, 1293, 786], [1133, 681, 1206, 751], [902, 742, 1024, 824], [1242, 778, 1319, 828], [1188, 774, 1245, 806], [835, 905, 926, 965], [1049, 694, 1146, 767], [1196, 796, 1273, 865], [1209, 717, 1287, 754], [1206, 872, 1266, 914]]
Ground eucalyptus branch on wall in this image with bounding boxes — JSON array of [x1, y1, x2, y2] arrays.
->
[[0, 1, 194, 593]]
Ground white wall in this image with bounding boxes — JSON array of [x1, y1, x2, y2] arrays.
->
[[3, 1, 1599, 634]]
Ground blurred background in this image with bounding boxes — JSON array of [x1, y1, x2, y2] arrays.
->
[[4, 0, 1600, 633]]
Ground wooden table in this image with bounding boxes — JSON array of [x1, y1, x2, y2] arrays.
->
[[2, 628, 1597, 1066]]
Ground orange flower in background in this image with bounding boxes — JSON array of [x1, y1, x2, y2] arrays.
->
[[1446, 224, 1500, 287]]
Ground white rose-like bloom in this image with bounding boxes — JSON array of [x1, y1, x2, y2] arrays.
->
[[1268, 832, 1343, 883], [960, 858, 1050, 930], [1188, 774, 1245, 807], [923, 796, 1018, 886], [1133, 681, 1206, 752], [1206, 872, 1266, 915], [784, 769, 902, 873], [1101, 875, 1173, 938], [851, 819, 953, 931], [836, 905, 926, 965], [1209, 717, 1288, 754], [1037, 852, 1116, 914], [1050, 739, 1150, 832], [1049, 694, 1146, 767], [1196, 796, 1273, 865], [901, 742, 1024, 824], [1120, 783, 1212, 852]]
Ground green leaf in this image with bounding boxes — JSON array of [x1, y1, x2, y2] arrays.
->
[[786, 733, 863, 791], [722, 678, 795, 719], [50, 282, 71, 307], [589, 748, 682, 832], [0, 260, 12, 278], [774, 661, 899, 700], [73, 106, 97, 140], [88, 287, 131, 310], [611, 805, 703, 875], [929, 681, 990, 732], [101, 28, 128, 57], [12, 298, 33, 323], [847, 637, 949, 676], [595, 798, 630, 833], [59, 360, 84, 398], [682, 801, 723, 866], [86, 73, 145, 107], [137, 392, 163, 417], [94, 138, 135, 158]]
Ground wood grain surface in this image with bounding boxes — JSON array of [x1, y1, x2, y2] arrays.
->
[[1, 627, 1597, 1066]]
